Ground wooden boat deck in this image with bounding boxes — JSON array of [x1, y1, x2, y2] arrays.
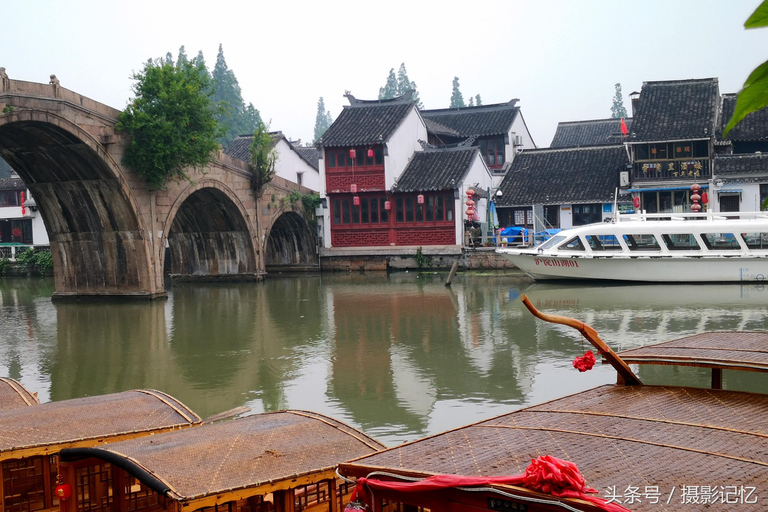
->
[[616, 331, 768, 388], [340, 384, 768, 511], [0, 377, 38, 410]]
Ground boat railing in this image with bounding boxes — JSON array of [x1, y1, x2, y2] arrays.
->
[[618, 211, 768, 222]]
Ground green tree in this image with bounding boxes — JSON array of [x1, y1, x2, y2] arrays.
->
[[249, 120, 277, 198], [450, 76, 465, 108], [475, 94, 482, 106], [314, 97, 333, 142], [212, 44, 254, 146], [396, 63, 423, 108], [177, 45, 189, 67], [610, 83, 628, 119], [117, 58, 222, 190], [724, 0, 768, 137], [379, 68, 398, 100], [164, 52, 174, 66]]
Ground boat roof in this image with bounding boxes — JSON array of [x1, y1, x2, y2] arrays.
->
[[60, 410, 386, 505], [340, 384, 768, 510], [617, 331, 768, 373], [0, 389, 201, 459], [0, 377, 39, 410]]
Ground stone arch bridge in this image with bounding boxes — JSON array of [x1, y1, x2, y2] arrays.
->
[[0, 74, 317, 299]]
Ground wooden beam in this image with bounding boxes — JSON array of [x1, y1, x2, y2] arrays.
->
[[521, 294, 642, 386]]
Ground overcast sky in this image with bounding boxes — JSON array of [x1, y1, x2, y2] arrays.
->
[[3, 1, 767, 147]]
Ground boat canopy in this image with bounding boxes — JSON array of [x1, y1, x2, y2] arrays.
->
[[0, 377, 39, 410], [0, 389, 201, 460], [59, 410, 386, 506]]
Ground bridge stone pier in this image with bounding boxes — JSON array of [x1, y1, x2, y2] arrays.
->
[[0, 72, 316, 299]]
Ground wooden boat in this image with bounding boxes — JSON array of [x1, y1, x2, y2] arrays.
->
[[496, 211, 768, 282], [0, 389, 201, 512], [337, 297, 768, 511], [0, 377, 38, 410], [57, 410, 386, 512]]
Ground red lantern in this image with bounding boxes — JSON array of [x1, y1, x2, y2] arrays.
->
[[353, 196, 360, 206], [367, 148, 374, 158], [20, 191, 26, 215], [466, 199, 475, 208], [384, 201, 391, 211], [349, 149, 356, 159], [467, 190, 474, 198], [55, 484, 72, 500], [11, 227, 21, 238], [350, 184, 357, 193], [417, 194, 424, 204], [466, 208, 476, 218], [701, 191, 708, 204], [633, 196, 640, 208]]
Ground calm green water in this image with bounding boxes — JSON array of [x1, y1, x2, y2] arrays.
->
[[1, 273, 767, 446]]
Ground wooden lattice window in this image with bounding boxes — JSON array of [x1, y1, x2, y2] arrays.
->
[[122, 472, 164, 512], [2, 456, 57, 512], [76, 464, 113, 512], [295, 481, 331, 512]]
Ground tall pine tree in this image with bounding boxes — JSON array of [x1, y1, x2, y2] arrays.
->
[[610, 83, 628, 119], [450, 77, 465, 108], [314, 97, 333, 142], [395, 63, 423, 108], [379, 68, 398, 100], [211, 44, 261, 146], [176, 46, 189, 67]]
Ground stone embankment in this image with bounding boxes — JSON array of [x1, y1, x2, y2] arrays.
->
[[319, 246, 517, 272]]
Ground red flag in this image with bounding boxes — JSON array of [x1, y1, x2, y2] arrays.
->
[[620, 118, 628, 137]]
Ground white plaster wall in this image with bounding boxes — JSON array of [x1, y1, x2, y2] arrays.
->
[[386, 108, 428, 189], [274, 139, 320, 192]]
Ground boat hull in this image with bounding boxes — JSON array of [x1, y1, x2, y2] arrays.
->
[[498, 251, 768, 282]]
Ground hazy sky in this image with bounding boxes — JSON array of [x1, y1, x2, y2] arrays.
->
[[3, 1, 767, 147]]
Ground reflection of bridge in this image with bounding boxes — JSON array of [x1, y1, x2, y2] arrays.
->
[[0, 75, 317, 298]]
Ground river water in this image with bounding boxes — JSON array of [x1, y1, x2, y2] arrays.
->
[[1, 272, 767, 446]]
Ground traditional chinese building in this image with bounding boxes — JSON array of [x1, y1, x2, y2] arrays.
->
[[495, 146, 629, 231], [625, 78, 719, 213], [317, 92, 494, 249], [550, 118, 632, 149], [421, 99, 535, 185]]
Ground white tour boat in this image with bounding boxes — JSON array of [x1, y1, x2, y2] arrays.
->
[[496, 211, 768, 282]]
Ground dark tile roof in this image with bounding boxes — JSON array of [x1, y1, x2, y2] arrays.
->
[[496, 146, 629, 206], [714, 152, 768, 176], [223, 132, 282, 163], [317, 94, 416, 147], [629, 78, 719, 142], [293, 145, 320, 171], [420, 100, 520, 137], [423, 118, 460, 137], [0, 176, 25, 191], [550, 118, 632, 148], [393, 147, 479, 192], [719, 93, 768, 141]]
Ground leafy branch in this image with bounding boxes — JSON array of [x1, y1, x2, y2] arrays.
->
[[249, 121, 277, 197]]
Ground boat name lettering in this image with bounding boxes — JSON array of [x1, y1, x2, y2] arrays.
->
[[487, 498, 527, 511], [534, 258, 579, 268]]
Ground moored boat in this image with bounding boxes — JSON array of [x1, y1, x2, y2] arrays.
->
[[497, 211, 768, 282]]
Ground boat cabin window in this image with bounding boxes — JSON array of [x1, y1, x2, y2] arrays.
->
[[585, 234, 622, 251], [661, 233, 701, 250], [741, 232, 768, 250], [623, 234, 661, 251], [538, 235, 566, 250], [701, 233, 740, 250], [559, 237, 585, 251]]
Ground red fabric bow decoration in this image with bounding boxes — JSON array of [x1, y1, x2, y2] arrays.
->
[[348, 455, 631, 512], [573, 350, 596, 372]]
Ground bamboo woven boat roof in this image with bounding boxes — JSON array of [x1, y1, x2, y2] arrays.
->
[[60, 410, 386, 503], [0, 389, 201, 456], [616, 331, 768, 371], [0, 377, 39, 410], [340, 384, 768, 511]]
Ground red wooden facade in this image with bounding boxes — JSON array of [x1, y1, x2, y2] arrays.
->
[[326, 146, 458, 247]]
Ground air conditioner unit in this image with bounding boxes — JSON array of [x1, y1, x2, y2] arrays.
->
[[514, 135, 523, 146]]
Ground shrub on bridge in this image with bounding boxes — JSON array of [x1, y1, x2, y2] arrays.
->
[[117, 59, 223, 190]]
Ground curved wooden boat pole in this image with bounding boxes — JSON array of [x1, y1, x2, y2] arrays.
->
[[520, 294, 642, 386]]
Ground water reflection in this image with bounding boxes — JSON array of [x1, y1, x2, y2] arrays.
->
[[1, 275, 767, 446]]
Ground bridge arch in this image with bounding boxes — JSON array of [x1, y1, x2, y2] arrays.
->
[[0, 110, 156, 297], [264, 210, 318, 271], [163, 179, 258, 278]]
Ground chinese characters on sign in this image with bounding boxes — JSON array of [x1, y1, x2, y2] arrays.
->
[[603, 485, 757, 506]]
